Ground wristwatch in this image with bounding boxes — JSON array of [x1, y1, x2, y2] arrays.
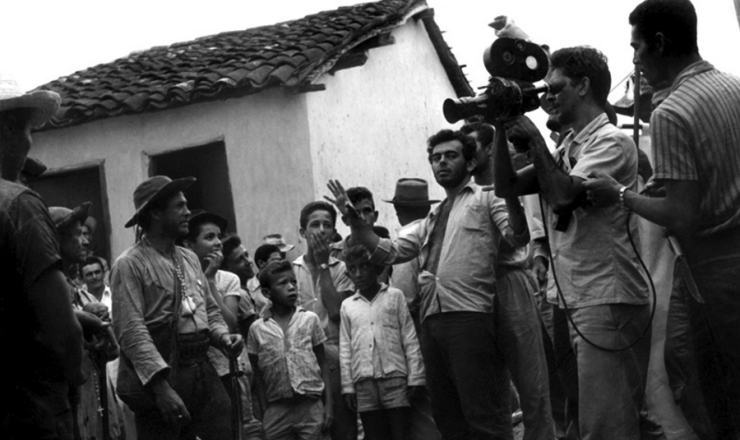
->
[[319, 263, 330, 270]]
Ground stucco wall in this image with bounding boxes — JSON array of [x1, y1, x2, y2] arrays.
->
[[32, 90, 315, 260], [306, 18, 458, 243]]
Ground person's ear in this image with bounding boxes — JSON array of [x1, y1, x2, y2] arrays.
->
[[578, 77, 590, 98], [299, 227, 307, 240], [183, 239, 192, 249], [466, 156, 478, 174], [654, 32, 667, 57], [261, 287, 271, 298], [372, 211, 379, 223]]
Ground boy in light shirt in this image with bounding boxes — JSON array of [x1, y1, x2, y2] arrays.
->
[[339, 244, 425, 440]]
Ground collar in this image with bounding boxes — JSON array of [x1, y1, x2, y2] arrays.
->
[[350, 283, 388, 302], [429, 180, 477, 220], [569, 113, 609, 147], [292, 254, 343, 268], [263, 305, 306, 322], [671, 60, 714, 93]]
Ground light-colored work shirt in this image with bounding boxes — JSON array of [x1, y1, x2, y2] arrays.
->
[[292, 255, 354, 345], [544, 113, 649, 308], [370, 181, 530, 322], [112, 241, 229, 386], [246, 306, 326, 402], [339, 285, 425, 395]]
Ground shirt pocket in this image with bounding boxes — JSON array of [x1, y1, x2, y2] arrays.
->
[[459, 205, 489, 232]]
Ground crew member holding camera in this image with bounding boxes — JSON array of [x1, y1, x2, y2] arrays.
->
[[493, 47, 651, 440]]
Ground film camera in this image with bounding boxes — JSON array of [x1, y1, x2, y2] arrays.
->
[[443, 37, 550, 123]]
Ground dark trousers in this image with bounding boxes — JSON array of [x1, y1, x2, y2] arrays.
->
[[688, 255, 740, 438], [420, 312, 511, 440], [134, 359, 232, 440]]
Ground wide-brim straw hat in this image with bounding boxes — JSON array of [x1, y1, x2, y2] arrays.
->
[[125, 175, 196, 228], [383, 178, 440, 206], [0, 76, 61, 128], [49, 202, 92, 232]]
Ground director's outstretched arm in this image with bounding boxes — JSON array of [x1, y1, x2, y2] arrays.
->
[[326, 180, 421, 265]]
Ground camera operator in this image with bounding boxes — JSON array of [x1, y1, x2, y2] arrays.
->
[[584, 0, 740, 436], [493, 46, 651, 440]]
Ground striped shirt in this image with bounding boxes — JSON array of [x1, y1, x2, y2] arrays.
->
[[651, 60, 740, 237]]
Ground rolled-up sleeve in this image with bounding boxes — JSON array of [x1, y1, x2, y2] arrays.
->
[[111, 258, 169, 386]]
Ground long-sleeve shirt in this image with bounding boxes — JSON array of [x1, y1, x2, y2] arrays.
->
[[111, 241, 229, 386], [339, 285, 425, 395], [370, 181, 530, 322]]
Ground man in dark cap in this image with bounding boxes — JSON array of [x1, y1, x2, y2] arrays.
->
[[111, 175, 243, 440], [0, 76, 85, 440]]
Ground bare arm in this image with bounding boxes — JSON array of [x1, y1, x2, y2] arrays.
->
[[313, 343, 334, 430], [29, 268, 85, 386], [308, 232, 349, 322], [584, 174, 699, 235], [248, 353, 267, 412], [493, 120, 540, 197]]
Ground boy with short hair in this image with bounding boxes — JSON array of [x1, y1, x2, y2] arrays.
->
[[339, 244, 425, 440], [330, 187, 379, 261], [248, 260, 333, 440]]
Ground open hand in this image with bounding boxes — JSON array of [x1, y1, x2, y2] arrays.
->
[[152, 380, 191, 427], [325, 180, 358, 219], [322, 402, 334, 432], [309, 232, 331, 266]]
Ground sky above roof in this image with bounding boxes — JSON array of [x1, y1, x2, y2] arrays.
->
[[4, 0, 739, 107]]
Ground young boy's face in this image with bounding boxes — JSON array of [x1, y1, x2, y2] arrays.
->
[[345, 258, 381, 292], [264, 269, 298, 307], [346, 198, 378, 227], [190, 222, 222, 260], [301, 209, 335, 244]]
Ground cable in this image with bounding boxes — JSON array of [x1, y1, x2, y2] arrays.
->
[[540, 196, 657, 353]]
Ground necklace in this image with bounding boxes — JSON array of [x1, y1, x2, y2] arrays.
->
[[143, 235, 195, 317]]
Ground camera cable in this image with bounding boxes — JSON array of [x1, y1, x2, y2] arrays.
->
[[539, 196, 657, 353]]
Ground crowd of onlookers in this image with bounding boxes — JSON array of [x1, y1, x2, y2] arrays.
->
[[4, 1, 740, 440]]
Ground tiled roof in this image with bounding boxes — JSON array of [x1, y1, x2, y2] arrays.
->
[[36, 0, 472, 131]]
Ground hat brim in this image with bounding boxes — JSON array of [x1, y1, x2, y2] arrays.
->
[[0, 91, 61, 128], [383, 199, 440, 206], [188, 211, 228, 233], [125, 177, 196, 228], [55, 202, 92, 231]]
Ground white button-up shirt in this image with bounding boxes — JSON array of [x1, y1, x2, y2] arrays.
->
[[339, 285, 425, 395]]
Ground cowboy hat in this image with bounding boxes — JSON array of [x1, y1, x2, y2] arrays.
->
[[0, 76, 61, 128], [124, 175, 196, 228], [49, 202, 92, 232], [263, 233, 295, 253], [188, 209, 228, 234], [383, 178, 440, 206]]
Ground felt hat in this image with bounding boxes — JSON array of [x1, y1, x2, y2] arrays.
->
[[124, 175, 195, 228], [49, 202, 92, 232], [263, 233, 295, 253], [0, 76, 61, 128], [383, 178, 440, 206], [188, 209, 228, 233]]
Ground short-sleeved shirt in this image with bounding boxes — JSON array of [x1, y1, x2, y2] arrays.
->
[[292, 255, 354, 345], [247, 307, 326, 402], [544, 113, 649, 307], [371, 181, 530, 322], [651, 60, 740, 238], [0, 181, 65, 381]]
